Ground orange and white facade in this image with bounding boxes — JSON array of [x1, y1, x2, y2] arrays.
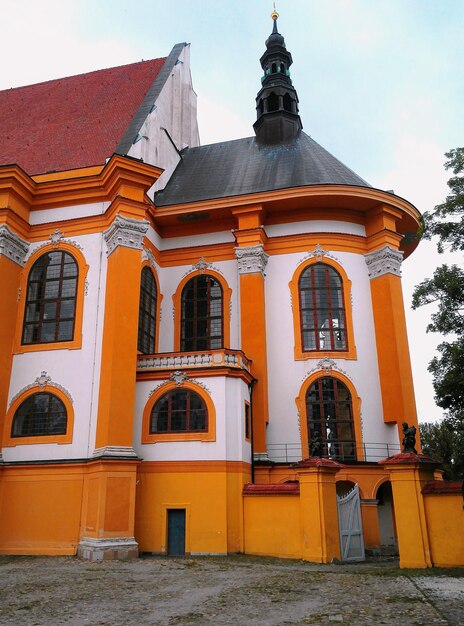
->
[[0, 27, 435, 562]]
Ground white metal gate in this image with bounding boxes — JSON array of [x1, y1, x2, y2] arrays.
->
[[337, 484, 365, 561]]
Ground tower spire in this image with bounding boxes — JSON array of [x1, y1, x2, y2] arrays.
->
[[253, 10, 302, 144]]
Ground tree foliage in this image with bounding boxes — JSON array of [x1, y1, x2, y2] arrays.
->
[[419, 419, 464, 480], [422, 147, 464, 253], [413, 147, 464, 478]]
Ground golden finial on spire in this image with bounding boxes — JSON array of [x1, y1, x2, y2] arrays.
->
[[271, 2, 279, 21]]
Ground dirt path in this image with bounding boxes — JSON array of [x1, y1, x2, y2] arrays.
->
[[0, 555, 462, 625]]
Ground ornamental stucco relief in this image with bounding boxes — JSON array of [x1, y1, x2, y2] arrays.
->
[[103, 215, 149, 255], [364, 245, 403, 279], [235, 245, 269, 276], [10, 371, 73, 405], [0, 224, 29, 266]]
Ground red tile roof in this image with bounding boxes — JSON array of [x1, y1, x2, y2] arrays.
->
[[0, 58, 166, 175], [243, 483, 300, 495], [422, 480, 463, 495]]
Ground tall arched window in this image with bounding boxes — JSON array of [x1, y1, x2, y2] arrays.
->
[[150, 388, 207, 434], [22, 250, 78, 344], [306, 377, 356, 461], [138, 266, 157, 354], [299, 263, 347, 352], [11, 392, 67, 438], [181, 274, 223, 351]]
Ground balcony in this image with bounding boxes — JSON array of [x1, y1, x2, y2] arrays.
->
[[137, 349, 252, 374], [266, 441, 402, 464]]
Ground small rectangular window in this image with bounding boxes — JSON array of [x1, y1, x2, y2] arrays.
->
[[245, 402, 251, 442]]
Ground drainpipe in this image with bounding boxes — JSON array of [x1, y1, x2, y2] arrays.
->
[[248, 378, 257, 483]]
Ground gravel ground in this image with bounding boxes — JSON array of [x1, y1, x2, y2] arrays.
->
[[0, 555, 462, 625]]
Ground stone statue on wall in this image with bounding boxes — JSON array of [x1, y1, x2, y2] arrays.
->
[[402, 422, 418, 454]]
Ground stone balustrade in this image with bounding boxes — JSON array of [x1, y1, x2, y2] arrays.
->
[[137, 349, 252, 373]]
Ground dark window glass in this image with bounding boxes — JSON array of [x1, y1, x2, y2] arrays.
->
[[138, 267, 157, 354], [267, 92, 279, 112], [306, 377, 356, 461], [22, 251, 78, 345], [150, 389, 208, 434], [181, 275, 223, 351], [298, 263, 347, 352], [245, 403, 251, 440], [11, 392, 67, 437]]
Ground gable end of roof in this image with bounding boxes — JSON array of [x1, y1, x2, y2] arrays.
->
[[115, 43, 188, 156]]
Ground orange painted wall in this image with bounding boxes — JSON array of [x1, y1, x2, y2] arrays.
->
[[243, 495, 301, 559], [239, 272, 269, 453], [360, 503, 381, 548], [134, 463, 250, 554], [96, 244, 142, 448], [370, 274, 418, 438], [0, 466, 83, 555], [424, 494, 464, 567], [0, 256, 22, 447]]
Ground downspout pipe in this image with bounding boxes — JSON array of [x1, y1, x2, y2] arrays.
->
[[248, 378, 257, 483]]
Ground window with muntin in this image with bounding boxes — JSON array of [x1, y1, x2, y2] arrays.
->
[[181, 274, 223, 351], [299, 263, 347, 352], [22, 251, 78, 344]]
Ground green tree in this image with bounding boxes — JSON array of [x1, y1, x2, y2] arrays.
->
[[412, 147, 464, 480]]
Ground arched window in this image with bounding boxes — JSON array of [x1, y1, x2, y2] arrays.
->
[[267, 92, 279, 112], [283, 93, 293, 112], [299, 263, 347, 352], [150, 388, 207, 434], [181, 274, 223, 351], [22, 250, 78, 345], [138, 266, 157, 354], [306, 377, 356, 461], [11, 392, 67, 438]]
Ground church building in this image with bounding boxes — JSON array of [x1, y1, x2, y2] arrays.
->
[[0, 14, 461, 567]]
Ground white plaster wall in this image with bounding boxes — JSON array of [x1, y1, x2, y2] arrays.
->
[[264, 220, 366, 238], [3, 231, 108, 462], [154, 259, 240, 354], [159, 230, 235, 251], [134, 376, 250, 462], [264, 249, 399, 462], [128, 45, 200, 195], [29, 202, 110, 226], [145, 225, 162, 252], [225, 376, 252, 463]]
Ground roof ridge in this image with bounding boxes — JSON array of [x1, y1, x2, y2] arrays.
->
[[0, 57, 167, 95]]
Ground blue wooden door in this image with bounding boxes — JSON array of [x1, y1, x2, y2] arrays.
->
[[167, 509, 186, 556]]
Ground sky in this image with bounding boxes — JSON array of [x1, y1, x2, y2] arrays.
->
[[2, 0, 463, 423]]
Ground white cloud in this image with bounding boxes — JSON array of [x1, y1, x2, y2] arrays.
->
[[1, 1, 138, 89], [197, 94, 252, 145]]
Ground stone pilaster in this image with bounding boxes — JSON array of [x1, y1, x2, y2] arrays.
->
[[235, 244, 269, 456], [365, 245, 418, 440]]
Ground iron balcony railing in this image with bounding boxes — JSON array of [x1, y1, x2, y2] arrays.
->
[[266, 441, 402, 464]]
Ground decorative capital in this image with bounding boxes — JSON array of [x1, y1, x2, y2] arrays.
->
[[235, 245, 269, 276], [364, 245, 403, 279], [0, 224, 29, 266], [103, 215, 149, 256]]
